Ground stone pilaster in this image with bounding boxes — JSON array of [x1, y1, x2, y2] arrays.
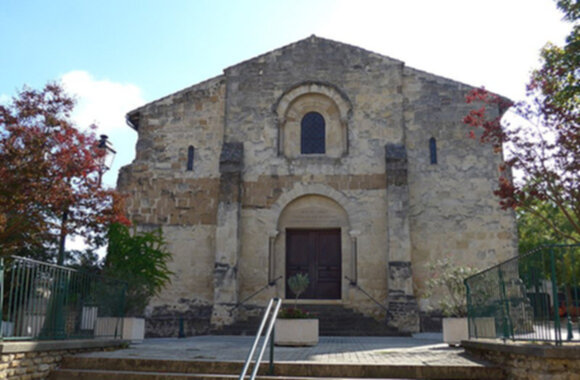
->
[[385, 144, 419, 332], [267, 230, 279, 285], [348, 230, 361, 283], [211, 142, 243, 327]]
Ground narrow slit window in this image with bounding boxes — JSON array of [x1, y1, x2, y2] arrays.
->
[[301, 112, 325, 154], [187, 145, 195, 171], [429, 137, 437, 164]]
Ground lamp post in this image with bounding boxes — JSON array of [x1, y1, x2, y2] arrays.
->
[[56, 134, 116, 266]]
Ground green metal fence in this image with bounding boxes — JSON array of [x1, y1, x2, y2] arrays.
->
[[1, 256, 127, 340], [465, 245, 580, 345]]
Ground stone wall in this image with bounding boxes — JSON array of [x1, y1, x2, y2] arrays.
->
[[463, 340, 580, 380], [403, 67, 518, 312], [119, 36, 518, 335], [225, 37, 404, 182], [119, 76, 226, 329], [0, 340, 123, 380], [224, 37, 407, 325]]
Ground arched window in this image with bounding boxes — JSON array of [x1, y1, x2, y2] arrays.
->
[[187, 145, 195, 171], [301, 112, 325, 154], [429, 137, 437, 164]]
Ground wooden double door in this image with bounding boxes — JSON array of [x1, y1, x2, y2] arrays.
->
[[285, 229, 341, 300]]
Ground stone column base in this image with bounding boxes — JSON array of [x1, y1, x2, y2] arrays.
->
[[210, 303, 236, 328], [386, 295, 420, 333]]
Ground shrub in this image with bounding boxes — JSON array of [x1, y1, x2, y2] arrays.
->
[[104, 223, 173, 317], [424, 259, 479, 317]]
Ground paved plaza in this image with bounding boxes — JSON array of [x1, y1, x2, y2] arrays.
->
[[77, 334, 492, 368]]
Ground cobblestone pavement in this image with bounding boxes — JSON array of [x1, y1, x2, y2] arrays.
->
[[79, 335, 490, 367]]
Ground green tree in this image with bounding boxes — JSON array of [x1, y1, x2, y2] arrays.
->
[[104, 223, 173, 317], [517, 202, 578, 254]]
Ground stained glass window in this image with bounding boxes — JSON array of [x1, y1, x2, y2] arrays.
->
[[301, 112, 325, 154]]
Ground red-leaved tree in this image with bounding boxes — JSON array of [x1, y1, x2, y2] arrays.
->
[[463, 1, 579, 243], [0, 83, 130, 261]]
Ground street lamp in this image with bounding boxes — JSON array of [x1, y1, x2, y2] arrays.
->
[[97, 134, 117, 186], [56, 135, 116, 266]]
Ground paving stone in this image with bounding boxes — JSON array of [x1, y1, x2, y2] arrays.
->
[[72, 335, 487, 367]]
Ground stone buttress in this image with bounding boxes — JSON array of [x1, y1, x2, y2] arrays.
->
[[385, 143, 420, 332], [211, 142, 244, 326]]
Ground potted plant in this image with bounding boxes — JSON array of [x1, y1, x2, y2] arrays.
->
[[275, 273, 318, 346], [99, 223, 173, 342], [425, 259, 478, 346]]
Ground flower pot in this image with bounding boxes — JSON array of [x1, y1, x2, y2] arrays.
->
[[274, 318, 318, 346], [442, 317, 468, 346]]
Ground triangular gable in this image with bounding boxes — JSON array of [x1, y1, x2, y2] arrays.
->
[[127, 35, 506, 130], [223, 35, 404, 73]]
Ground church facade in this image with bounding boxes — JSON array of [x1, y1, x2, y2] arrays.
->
[[118, 36, 517, 335]]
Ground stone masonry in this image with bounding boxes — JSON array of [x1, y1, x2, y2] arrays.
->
[[118, 36, 518, 336], [0, 340, 123, 380]]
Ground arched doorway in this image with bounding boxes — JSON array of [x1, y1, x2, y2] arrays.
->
[[277, 194, 349, 301]]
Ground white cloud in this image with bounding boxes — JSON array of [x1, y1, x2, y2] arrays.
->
[[60, 70, 144, 187], [61, 70, 143, 133], [0, 93, 10, 105]]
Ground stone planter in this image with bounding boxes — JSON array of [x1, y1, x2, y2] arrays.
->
[[1, 321, 14, 337], [96, 317, 145, 343], [80, 306, 99, 330], [274, 318, 319, 346], [442, 317, 468, 346], [121, 317, 145, 343], [469, 317, 496, 339]]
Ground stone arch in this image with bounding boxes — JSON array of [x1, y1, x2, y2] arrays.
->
[[274, 82, 352, 158], [266, 183, 361, 302], [269, 183, 361, 230], [278, 194, 349, 231]]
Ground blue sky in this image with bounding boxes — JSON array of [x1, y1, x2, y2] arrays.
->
[[0, 0, 572, 189]]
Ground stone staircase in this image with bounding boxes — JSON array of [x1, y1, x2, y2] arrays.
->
[[49, 356, 505, 379], [212, 304, 403, 336]]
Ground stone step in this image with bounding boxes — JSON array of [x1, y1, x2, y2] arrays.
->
[[213, 330, 402, 337], [50, 369, 417, 380], [213, 305, 403, 337], [50, 357, 505, 380], [216, 318, 390, 327], [213, 328, 403, 337]]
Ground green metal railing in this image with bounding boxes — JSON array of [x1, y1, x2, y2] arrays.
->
[[1, 256, 127, 341], [465, 244, 580, 345]]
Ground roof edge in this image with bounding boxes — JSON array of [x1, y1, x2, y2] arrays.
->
[[403, 66, 511, 105], [126, 74, 225, 131]]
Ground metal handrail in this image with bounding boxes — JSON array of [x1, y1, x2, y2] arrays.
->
[[230, 276, 282, 314], [345, 275, 389, 313], [239, 297, 282, 380]]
